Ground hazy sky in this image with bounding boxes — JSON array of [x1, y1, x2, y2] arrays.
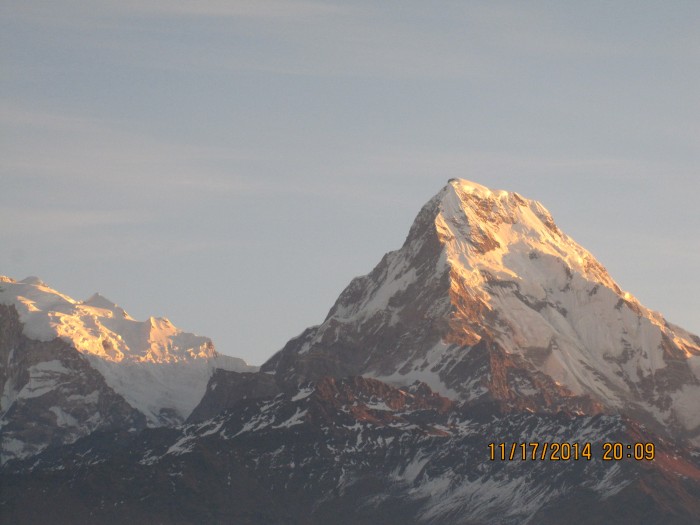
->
[[2, 1, 698, 365]]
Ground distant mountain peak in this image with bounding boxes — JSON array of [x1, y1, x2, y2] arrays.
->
[[18, 276, 47, 286], [83, 291, 119, 308], [0, 276, 257, 428]]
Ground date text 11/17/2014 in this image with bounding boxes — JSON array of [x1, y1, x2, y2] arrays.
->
[[488, 442, 655, 461]]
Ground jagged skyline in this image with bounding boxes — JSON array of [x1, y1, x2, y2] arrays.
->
[[2, 1, 698, 364]]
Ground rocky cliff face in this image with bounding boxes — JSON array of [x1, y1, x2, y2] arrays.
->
[[187, 369, 280, 423]]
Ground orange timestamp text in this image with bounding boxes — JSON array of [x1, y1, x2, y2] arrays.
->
[[488, 442, 655, 461]]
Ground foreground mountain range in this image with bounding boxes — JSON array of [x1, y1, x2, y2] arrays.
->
[[2, 179, 699, 524]]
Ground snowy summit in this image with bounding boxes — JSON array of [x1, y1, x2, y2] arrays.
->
[[264, 179, 700, 443], [0, 275, 256, 431]]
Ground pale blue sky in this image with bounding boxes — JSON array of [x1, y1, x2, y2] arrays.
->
[[2, 1, 698, 364]]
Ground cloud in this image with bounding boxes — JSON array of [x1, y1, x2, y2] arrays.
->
[[0, 207, 153, 235], [8, 1, 696, 83], [0, 104, 423, 205], [8, 0, 699, 97], [0, 104, 368, 201], [0, 104, 246, 186], [353, 149, 669, 181], [0, 2, 538, 79], [7, 0, 349, 22], [123, 0, 349, 19]]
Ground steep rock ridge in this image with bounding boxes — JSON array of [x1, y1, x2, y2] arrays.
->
[[262, 179, 700, 441], [262, 185, 451, 386], [0, 276, 256, 428]]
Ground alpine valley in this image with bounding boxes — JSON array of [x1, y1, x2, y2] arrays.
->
[[2, 179, 700, 524]]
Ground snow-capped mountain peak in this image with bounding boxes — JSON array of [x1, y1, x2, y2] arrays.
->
[[0, 276, 256, 430], [438, 178, 619, 292], [263, 179, 700, 443], [435, 179, 699, 363], [81, 292, 132, 319], [0, 276, 215, 364]]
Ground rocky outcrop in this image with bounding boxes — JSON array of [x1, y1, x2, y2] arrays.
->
[[187, 369, 280, 423]]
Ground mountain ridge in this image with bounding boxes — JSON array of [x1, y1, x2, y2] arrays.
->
[[261, 178, 700, 443], [0, 276, 256, 462], [6, 374, 700, 524]]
